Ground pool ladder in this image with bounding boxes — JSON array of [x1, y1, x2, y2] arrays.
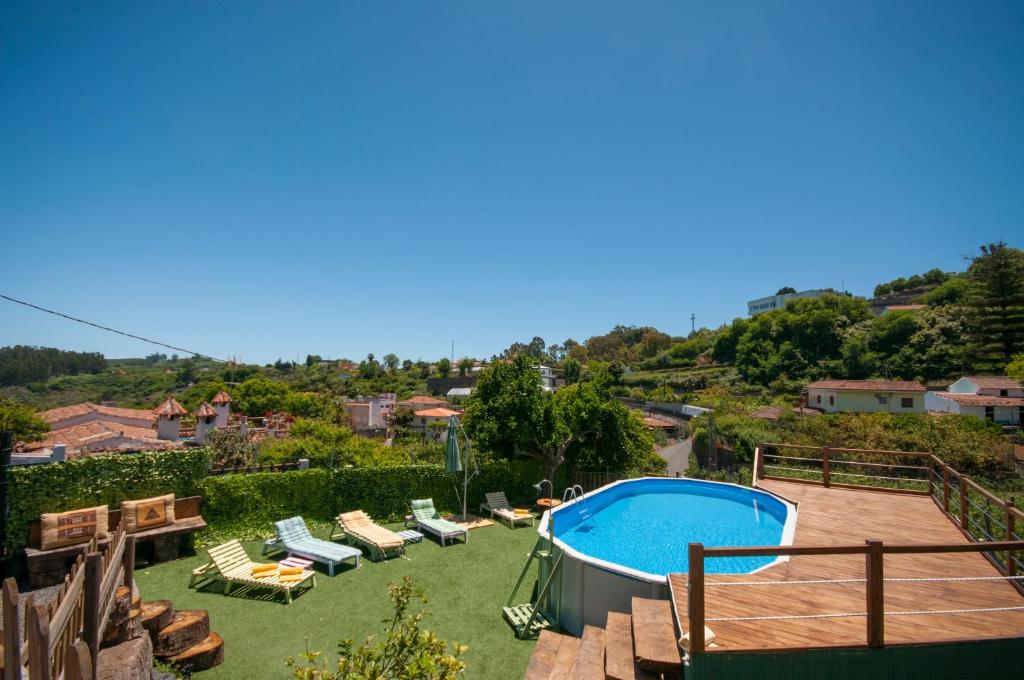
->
[[563, 485, 596, 526]]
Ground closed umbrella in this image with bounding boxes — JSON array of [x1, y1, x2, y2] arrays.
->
[[445, 417, 462, 473]]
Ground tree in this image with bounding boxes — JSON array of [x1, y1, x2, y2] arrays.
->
[[437, 357, 452, 378], [359, 353, 381, 379], [382, 353, 400, 374], [964, 242, 1024, 370], [563, 357, 582, 385], [776, 286, 796, 295], [1008, 353, 1024, 385], [457, 357, 474, 377], [287, 577, 466, 680], [402, 359, 414, 372], [0, 398, 49, 442], [304, 354, 321, 368], [463, 355, 655, 479], [232, 377, 292, 415]]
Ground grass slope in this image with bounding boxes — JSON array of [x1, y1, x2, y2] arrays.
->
[[135, 520, 540, 679]]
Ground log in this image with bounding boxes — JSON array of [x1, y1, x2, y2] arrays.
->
[[150, 536, 180, 563], [96, 634, 153, 680], [152, 610, 210, 657], [139, 600, 174, 637], [168, 632, 224, 671]]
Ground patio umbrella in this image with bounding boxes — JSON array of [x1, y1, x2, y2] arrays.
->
[[445, 417, 462, 473]]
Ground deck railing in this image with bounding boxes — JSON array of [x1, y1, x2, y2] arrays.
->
[[756, 442, 933, 494], [685, 538, 1024, 655], [1, 526, 135, 679]]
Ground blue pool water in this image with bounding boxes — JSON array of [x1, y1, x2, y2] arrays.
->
[[552, 478, 791, 576]]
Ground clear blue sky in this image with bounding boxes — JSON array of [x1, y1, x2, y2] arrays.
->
[[2, 2, 1021, 364]]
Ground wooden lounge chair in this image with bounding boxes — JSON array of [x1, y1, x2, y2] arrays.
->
[[331, 510, 406, 561], [480, 491, 534, 528], [189, 539, 315, 604], [274, 516, 362, 576], [410, 499, 469, 546]]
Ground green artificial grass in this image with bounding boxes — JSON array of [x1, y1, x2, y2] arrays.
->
[[134, 519, 541, 680]]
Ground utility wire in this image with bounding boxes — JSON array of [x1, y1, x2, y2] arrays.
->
[[0, 293, 232, 364]]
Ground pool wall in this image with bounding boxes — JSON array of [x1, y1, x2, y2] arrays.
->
[[537, 477, 797, 636]]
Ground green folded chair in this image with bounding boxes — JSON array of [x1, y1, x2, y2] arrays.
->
[[410, 498, 469, 546]]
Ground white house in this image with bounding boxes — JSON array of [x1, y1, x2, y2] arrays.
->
[[538, 365, 563, 391], [747, 289, 832, 316], [805, 380, 926, 414], [344, 393, 395, 430], [926, 376, 1023, 425], [153, 396, 188, 440]]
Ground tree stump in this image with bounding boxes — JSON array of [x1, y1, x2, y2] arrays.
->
[[168, 632, 225, 671], [140, 600, 174, 637], [152, 610, 210, 657], [96, 634, 153, 680]]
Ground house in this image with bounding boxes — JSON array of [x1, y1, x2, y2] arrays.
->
[[343, 393, 396, 430], [747, 289, 832, 316], [409, 407, 461, 437], [538, 365, 564, 391], [446, 387, 473, 398], [21, 401, 179, 459], [805, 380, 926, 413], [397, 395, 449, 410], [926, 376, 1023, 425]]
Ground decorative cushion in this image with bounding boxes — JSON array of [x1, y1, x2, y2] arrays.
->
[[121, 494, 175, 533], [40, 505, 109, 550]]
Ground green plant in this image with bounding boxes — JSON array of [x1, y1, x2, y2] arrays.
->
[[286, 576, 466, 679]]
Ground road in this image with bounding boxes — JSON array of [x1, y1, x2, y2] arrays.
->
[[656, 437, 691, 477]]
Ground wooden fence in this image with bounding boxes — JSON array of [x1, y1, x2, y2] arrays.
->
[[1, 527, 135, 680], [685, 538, 1024, 655]]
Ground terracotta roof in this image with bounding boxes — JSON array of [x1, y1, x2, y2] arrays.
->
[[39, 402, 156, 425], [936, 393, 1024, 407], [24, 421, 179, 455], [964, 376, 1022, 390], [211, 390, 232, 404], [402, 395, 448, 405], [195, 403, 217, 417], [153, 397, 188, 417], [806, 380, 926, 392], [414, 408, 460, 418], [643, 416, 675, 428]]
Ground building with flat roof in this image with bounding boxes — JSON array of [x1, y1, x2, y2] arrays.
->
[[747, 289, 832, 316]]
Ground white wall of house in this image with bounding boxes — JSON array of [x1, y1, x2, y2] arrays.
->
[[807, 388, 924, 413], [156, 414, 181, 440], [213, 403, 230, 427], [195, 415, 217, 444]]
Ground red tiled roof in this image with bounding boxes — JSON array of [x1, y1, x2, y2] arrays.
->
[[643, 416, 675, 428], [211, 390, 232, 404], [414, 408, 460, 418], [24, 421, 179, 454], [195, 403, 217, 417], [402, 395, 448, 405], [806, 380, 926, 392], [937, 393, 1024, 407], [153, 397, 188, 417], [40, 402, 156, 425], [964, 376, 1022, 390]]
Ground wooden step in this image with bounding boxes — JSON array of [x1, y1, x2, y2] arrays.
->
[[153, 610, 211, 657], [569, 625, 605, 679], [168, 631, 225, 671], [630, 598, 682, 676], [604, 612, 656, 680], [524, 630, 581, 680], [140, 600, 174, 636]]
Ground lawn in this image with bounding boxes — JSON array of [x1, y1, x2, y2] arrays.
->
[[135, 520, 541, 680]]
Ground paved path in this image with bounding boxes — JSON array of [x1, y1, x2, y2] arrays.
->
[[655, 437, 690, 477]]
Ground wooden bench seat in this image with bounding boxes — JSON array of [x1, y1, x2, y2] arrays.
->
[[25, 496, 206, 588]]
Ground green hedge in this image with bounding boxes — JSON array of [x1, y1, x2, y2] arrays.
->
[[4, 448, 212, 553], [197, 460, 542, 544]]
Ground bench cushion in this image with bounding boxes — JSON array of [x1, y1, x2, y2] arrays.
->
[[122, 494, 175, 533], [40, 505, 109, 551]]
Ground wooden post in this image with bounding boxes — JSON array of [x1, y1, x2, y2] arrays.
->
[[927, 466, 935, 497], [687, 543, 706, 654], [65, 641, 93, 680], [942, 466, 950, 513], [83, 551, 103, 679], [1008, 498, 1017, 578], [822, 448, 831, 488], [27, 605, 52, 680], [865, 539, 884, 648], [123, 535, 136, 595], [960, 476, 969, 530], [2, 578, 21, 680]]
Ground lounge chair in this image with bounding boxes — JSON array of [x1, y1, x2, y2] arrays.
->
[[331, 510, 406, 561], [480, 491, 534, 528], [189, 539, 315, 604], [274, 516, 362, 575], [410, 499, 469, 546]]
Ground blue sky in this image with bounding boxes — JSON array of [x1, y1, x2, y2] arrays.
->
[[1, 2, 1021, 364]]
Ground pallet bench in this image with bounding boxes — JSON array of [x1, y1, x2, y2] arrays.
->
[[24, 496, 207, 588]]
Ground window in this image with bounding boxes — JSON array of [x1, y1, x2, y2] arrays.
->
[[984, 406, 995, 421], [829, 395, 835, 406], [901, 397, 914, 408], [816, 395, 821, 404], [1000, 389, 1008, 397]]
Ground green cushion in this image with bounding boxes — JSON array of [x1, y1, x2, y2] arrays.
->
[[411, 498, 438, 521]]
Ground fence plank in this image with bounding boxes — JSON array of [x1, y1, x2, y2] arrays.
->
[[2, 579, 20, 680], [822, 448, 831, 488], [65, 641, 93, 680], [83, 552, 103, 680], [27, 606, 51, 680]]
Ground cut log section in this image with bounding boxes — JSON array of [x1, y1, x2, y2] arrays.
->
[[168, 631, 225, 671], [140, 600, 174, 636], [152, 610, 211, 657]]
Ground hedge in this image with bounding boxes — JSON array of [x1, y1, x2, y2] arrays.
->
[[4, 448, 212, 554], [3, 447, 544, 553]]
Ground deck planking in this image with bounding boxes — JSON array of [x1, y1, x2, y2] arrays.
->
[[670, 479, 1024, 652]]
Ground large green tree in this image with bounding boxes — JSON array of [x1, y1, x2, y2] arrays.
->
[[463, 355, 654, 479], [0, 398, 49, 442], [964, 242, 1024, 370]]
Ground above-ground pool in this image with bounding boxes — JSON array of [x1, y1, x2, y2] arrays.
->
[[537, 477, 796, 635]]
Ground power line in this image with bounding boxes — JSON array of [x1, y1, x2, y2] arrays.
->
[[0, 293, 232, 364]]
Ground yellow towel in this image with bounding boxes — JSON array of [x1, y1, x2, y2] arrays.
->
[[514, 509, 530, 515], [251, 566, 277, 578], [279, 573, 304, 583], [279, 566, 302, 575], [251, 563, 277, 573]]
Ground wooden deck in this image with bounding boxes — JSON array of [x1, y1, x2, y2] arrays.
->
[[669, 479, 1024, 652]]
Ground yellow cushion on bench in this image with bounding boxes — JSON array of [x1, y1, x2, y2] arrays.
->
[[121, 494, 175, 533], [40, 505, 109, 551], [279, 573, 304, 583], [279, 566, 302, 575]]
